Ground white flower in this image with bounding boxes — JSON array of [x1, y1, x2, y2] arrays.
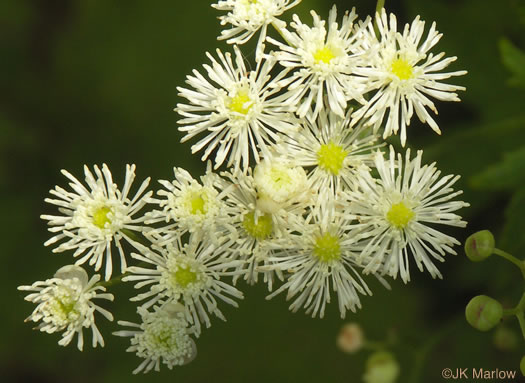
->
[[212, 0, 301, 56], [214, 168, 305, 289], [253, 156, 308, 213], [41, 164, 151, 280], [176, 46, 298, 172], [124, 237, 243, 336], [348, 146, 469, 283], [18, 265, 114, 351], [266, 195, 373, 318], [352, 11, 467, 146], [267, 6, 369, 118], [144, 162, 228, 245], [113, 304, 197, 374], [274, 109, 381, 194]]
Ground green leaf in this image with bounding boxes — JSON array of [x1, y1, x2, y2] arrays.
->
[[469, 145, 525, 190], [500, 188, 525, 256], [499, 38, 525, 89]]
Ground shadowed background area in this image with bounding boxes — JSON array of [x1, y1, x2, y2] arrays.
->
[[2, 0, 524, 382]]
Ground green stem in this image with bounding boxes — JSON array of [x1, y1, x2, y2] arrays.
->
[[121, 228, 151, 249], [376, 0, 386, 13], [502, 292, 525, 340], [517, 312, 525, 340], [373, 0, 386, 38], [492, 248, 525, 279], [97, 272, 130, 288], [408, 317, 462, 383]]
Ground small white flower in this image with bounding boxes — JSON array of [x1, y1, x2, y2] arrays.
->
[[215, 168, 305, 290], [268, 6, 369, 118], [124, 237, 243, 336], [114, 304, 197, 374], [212, 0, 301, 55], [18, 265, 114, 351], [266, 195, 373, 318], [253, 156, 308, 213], [352, 11, 467, 146], [176, 46, 298, 172], [348, 146, 469, 283], [144, 162, 228, 245], [41, 164, 151, 280], [274, 109, 381, 194]]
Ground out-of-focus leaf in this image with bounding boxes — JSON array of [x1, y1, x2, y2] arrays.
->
[[469, 145, 525, 191], [500, 188, 525, 256], [499, 38, 525, 89]]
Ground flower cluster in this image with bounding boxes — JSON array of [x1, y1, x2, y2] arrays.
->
[[19, 0, 469, 375]]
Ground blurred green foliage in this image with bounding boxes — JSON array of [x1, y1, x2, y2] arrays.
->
[[2, 0, 524, 382]]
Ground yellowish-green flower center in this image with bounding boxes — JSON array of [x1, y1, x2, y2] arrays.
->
[[172, 266, 197, 288], [269, 167, 292, 189], [189, 192, 206, 215], [153, 329, 174, 349], [314, 46, 336, 64], [317, 142, 348, 175], [390, 58, 414, 80], [242, 211, 273, 240], [313, 233, 342, 263], [386, 202, 415, 228], [92, 206, 112, 229], [229, 89, 252, 115]]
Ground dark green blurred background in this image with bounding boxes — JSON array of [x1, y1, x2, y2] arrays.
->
[[2, 0, 525, 382]]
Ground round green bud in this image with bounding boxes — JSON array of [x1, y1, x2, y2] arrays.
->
[[363, 351, 400, 383], [465, 295, 503, 332], [520, 355, 525, 376], [464, 230, 495, 262]]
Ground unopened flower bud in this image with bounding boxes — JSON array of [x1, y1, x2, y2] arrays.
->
[[336, 322, 364, 353], [465, 295, 503, 331], [493, 326, 518, 351], [464, 230, 494, 262], [363, 351, 400, 383]]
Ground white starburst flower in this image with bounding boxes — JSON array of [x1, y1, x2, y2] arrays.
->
[[267, 6, 369, 118], [144, 162, 228, 245], [215, 168, 305, 290], [18, 265, 114, 351], [212, 0, 301, 57], [124, 237, 243, 336], [176, 46, 298, 172], [113, 303, 197, 374], [348, 146, 469, 283], [41, 164, 152, 281], [351, 11, 467, 146], [266, 195, 374, 318], [253, 156, 309, 213], [274, 109, 381, 194]]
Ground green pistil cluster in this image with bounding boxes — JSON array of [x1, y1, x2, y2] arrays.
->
[[242, 211, 273, 240], [172, 267, 198, 288], [314, 46, 336, 64], [386, 202, 415, 229], [189, 192, 206, 215], [317, 142, 348, 175], [390, 58, 414, 80], [313, 233, 342, 263], [229, 89, 252, 115], [92, 206, 112, 229]]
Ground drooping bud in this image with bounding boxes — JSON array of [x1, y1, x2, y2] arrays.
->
[[363, 351, 400, 383], [464, 230, 495, 262], [465, 295, 503, 332], [336, 323, 364, 353]]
